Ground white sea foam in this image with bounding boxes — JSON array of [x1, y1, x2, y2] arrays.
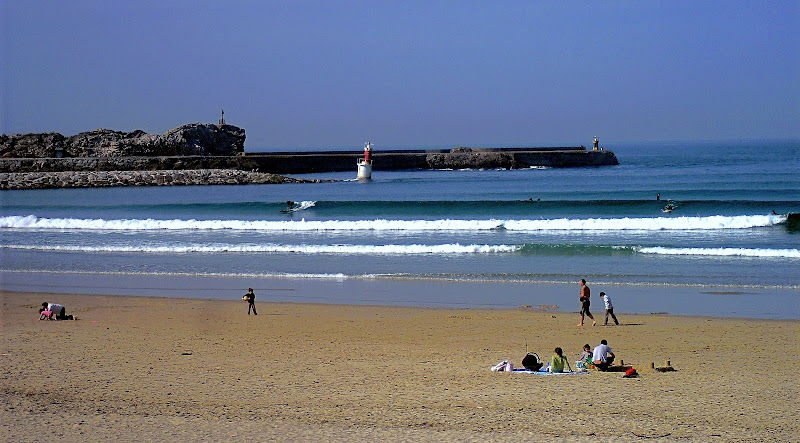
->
[[637, 247, 800, 258], [4, 243, 520, 255], [0, 214, 786, 232], [7, 241, 798, 258], [294, 200, 316, 211]]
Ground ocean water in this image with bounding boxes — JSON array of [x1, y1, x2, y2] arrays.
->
[[1, 140, 799, 317]]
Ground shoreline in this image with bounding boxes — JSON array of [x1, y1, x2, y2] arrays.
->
[[2, 270, 798, 320], [2, 291, 798, 441], [0, 168, 315, 190]]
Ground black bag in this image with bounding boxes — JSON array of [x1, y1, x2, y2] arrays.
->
[[522, 352, 543, 371]]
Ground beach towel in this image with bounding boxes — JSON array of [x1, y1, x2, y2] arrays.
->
[[491, 360, 511, 372], [512, 369, 589, 376]]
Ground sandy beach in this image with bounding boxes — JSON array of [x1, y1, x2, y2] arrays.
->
[[2, 290, 798, 442]]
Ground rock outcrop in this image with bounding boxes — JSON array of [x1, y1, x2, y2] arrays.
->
[[0, 169, 313, 190], [426, 148, 516, 169], [0, 123, 245, 158]]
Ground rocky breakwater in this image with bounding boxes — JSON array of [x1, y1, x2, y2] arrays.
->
[[0, 123, 274, 189], [0, 123, 246, 158], [425, 147, 516, 169], [0, 169, 308, 190]]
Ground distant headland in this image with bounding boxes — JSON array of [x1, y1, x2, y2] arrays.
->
[[0, 122, 619, 190], [0, 122, 246, 158]]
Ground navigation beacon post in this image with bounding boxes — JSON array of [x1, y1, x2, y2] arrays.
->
[[357, 141, 373, 180]]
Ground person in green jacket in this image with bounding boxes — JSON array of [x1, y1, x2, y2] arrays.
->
[[550, 347, 572, 373]]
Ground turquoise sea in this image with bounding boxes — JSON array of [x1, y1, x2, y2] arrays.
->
[[1, 140, 798, 318]]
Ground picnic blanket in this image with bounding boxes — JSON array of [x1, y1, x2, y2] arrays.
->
[[511, 369, 589, 376]]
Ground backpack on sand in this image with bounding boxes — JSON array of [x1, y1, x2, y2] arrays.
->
[[522, 352, 543, 371]]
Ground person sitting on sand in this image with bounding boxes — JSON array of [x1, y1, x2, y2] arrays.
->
[[580, 343, 592, 366], [243, 288, 257, 315], [592, 339, 616, 371], [39, 308, 53, 320], [41, 302, 73, 320], [549, 347, 571, 373]]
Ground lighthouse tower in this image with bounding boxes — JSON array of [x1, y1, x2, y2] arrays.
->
[[357, 142, 373, 180]]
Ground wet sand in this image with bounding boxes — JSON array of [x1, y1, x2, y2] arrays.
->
[[2, 291, 798, 441]]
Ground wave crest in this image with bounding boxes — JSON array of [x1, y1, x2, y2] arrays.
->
[[0, 214, 786, 232]]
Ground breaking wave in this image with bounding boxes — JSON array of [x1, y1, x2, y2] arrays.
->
[[0, 214, 786, 232], [4, 242, 797, 259], [637, 247, 800, 258], [3, 243, 519, 255]]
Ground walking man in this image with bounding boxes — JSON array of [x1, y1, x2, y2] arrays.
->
[[577, 279, 596, 327], [600, 291, 619, 325]]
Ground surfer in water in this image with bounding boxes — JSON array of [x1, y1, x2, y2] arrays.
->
[[284, 201, 295, 212]]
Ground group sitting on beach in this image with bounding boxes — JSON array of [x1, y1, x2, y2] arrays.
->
[[547, 340, 616, 373]]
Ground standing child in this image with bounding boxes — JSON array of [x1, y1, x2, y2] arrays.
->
[[600, 291, 619, 326], [243, 288, 258, 315]]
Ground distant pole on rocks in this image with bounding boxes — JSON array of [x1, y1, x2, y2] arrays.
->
[[219, 108, 225, 125]]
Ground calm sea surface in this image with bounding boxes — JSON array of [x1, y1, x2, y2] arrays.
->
[[1, 140, 798, 317]]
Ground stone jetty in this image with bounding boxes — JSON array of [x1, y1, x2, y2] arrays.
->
[[0, 169, 306, 190], [0, 122, 619, 189]]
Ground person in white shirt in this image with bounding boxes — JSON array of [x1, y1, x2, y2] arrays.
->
[[592, 339, 616, 371], [41, 302, 73, 320], [599, 292, 619, 326]]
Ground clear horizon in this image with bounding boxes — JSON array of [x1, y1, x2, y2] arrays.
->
[[2, 1, 798, 149]]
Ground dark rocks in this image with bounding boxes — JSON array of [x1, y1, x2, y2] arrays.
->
[[0, 123, 245, 158], [0, 169, 311, 190], [426, 150, 516, 169], [0, 132, 67, 158]]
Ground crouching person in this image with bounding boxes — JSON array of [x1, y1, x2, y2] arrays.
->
[[592, 339, 615, 371], [41, 302, 74, 320]]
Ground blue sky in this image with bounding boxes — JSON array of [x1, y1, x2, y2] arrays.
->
[[2, 1, 798, 150]]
